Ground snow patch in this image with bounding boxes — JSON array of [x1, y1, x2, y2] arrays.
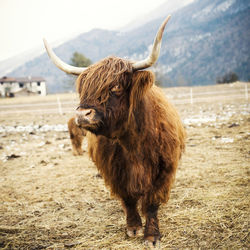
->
[[220, 137, 234, 143], [216, 0, 235, 12], [0, 124, 68, 133], [183, 116, 217, 126]]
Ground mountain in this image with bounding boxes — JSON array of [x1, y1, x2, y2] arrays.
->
[[8, 0, 250, 93], [154, 0, 250, 85]]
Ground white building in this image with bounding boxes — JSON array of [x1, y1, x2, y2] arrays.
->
[[0, 76, 46, 97]]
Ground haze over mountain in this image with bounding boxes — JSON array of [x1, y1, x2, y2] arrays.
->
[[121, 0, 194, 32], [3, 0, 250, 93]]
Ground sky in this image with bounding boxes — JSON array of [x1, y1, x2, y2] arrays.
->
[[1, 0, 167, 62]]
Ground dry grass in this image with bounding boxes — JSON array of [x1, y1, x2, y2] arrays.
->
[[0, 84, 249, 249]]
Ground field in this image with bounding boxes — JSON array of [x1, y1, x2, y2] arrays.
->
[[0, 83, 249, 249]]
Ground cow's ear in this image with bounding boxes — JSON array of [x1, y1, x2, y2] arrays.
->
[[129, 70, 154, 108]]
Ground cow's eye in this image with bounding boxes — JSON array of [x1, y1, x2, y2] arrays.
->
[[111, 84, 122, 93]]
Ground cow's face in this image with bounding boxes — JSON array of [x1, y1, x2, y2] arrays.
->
[[75, 57, 154, 138]]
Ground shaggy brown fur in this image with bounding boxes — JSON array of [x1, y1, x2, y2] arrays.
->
[[67, 117, 86, 156], [75, 56, 185, 245]]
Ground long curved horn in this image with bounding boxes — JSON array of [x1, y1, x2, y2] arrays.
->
[[43, 38, 86, 75], [132, 15, 171, 71]]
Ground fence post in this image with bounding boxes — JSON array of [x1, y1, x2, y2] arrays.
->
[[57, 95, 63, 115], [190, 88, 193, 104], [245, 83, 248, 101]]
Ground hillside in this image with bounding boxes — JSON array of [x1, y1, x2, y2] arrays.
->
[[9, 0, 250, 93]]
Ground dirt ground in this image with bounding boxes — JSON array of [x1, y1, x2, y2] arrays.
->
[[0, 84, 249, 249]]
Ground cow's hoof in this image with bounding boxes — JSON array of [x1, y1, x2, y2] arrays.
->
[[126, 226, 143, 237], [145, 236, 161, 248], [73, 149, 83, 156]]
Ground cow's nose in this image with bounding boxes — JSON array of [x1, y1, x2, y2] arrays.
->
[[76, 108, 95, 124], [81, 109, 93, 118]]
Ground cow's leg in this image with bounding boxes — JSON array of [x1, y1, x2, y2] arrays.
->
[[122, 197, 142, 237], [70, 132, 84, 156], [68, 117, 85, 156], [143, 203, 161, 247]]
